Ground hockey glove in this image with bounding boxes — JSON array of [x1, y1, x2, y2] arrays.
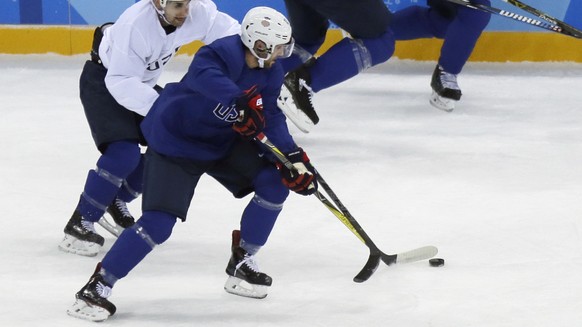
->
[[232, 86, 265, 138], [277, 148, 318, 196]]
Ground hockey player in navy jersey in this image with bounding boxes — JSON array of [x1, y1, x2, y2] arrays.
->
[[67, 7, 316, 322], [59, 0, 240, 257], [278, 0, 490, 132]]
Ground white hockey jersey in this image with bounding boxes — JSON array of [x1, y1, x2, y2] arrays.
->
[[98, 0, 240, 116]]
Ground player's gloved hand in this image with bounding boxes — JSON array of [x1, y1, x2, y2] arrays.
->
[[277, 147, 318, 195], [232, 85, 265, 138]]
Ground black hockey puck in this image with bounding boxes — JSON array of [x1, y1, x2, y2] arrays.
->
[[429, 258, 445, 267]]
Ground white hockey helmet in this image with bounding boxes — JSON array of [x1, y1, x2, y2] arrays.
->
[[159, 0, 189, 8], [241, 7, 294, 64]]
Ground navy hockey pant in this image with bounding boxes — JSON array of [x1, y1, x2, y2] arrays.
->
[[101, 142, 289, 280]]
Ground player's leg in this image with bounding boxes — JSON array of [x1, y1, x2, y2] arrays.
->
[[390, 2, 461, 111], [276, 0, 330, 130], [67, 148, 200, 321], [67, 209, 178, 322], [101, 148, 202, 281], [102, 154, 144, 236], [279, 0, 329, 73], [84, 25, 142, 234], [290, 0, 394, 92], [104, 85, 162, 230], [390, 5, 451, 40], [210, 140, 289, 298], [224, 166, 289, 299], [238, 166, 289, 257], [60, 140, 141, 256], [432, 0, 491, 110], [60, 60, 144, 255], [436, 0, 491, 75], [279, 0, 394, 128]]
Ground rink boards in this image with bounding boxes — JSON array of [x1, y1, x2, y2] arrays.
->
[[1, 0, 581, 61]]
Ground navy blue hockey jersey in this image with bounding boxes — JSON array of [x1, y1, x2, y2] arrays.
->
[[141, 35, 296, 161]]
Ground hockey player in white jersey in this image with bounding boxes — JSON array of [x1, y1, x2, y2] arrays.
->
[[59, 0, 239, 256]]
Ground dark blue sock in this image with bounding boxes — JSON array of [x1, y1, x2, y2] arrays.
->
[[101, 211, 177, 280], [240, 168, 289, 247], [439, 1, 491, 74], [79, 170, 119, 222], [310, 31, 394, 92], [116, 154, 144, 203], [78, 141, 142, 221]]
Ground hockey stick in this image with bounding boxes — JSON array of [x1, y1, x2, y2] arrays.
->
[[444, 0, 582, 39], [501, 0, 582, 39], [255, 133, 438, 282]]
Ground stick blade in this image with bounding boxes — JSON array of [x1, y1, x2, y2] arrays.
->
[[353, 246, 439, 283], [353, 253, 381, 283], [394, 246, 439, 264]]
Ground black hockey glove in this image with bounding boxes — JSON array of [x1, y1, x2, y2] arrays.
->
[[276, 148, 318, 196], [232, 86, 265, 138]]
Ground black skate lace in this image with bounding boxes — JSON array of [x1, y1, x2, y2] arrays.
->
[[114, 198, 131, 217], [236, 254, 260, 273]]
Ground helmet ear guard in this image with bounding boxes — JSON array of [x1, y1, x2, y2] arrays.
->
[[241, 7, 294, 66]]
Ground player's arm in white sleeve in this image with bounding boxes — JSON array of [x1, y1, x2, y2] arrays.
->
[[104, 23, 159, 117], [196, 0, 240, 44]]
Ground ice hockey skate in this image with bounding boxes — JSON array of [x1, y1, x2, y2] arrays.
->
[[278, 59, 318, 133], [278, 85, 315, 133], [67, 263, 116, 322], [430, 64, 462, 112], [224, 230, 272, 299], [58, 208, 104, 257], [98, 197, 135, 237]]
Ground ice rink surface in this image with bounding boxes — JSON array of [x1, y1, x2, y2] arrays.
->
[[1, 54, 581, 326]]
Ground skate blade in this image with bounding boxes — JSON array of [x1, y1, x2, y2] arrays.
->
[[58, 234, 101, 257], [67, 298, 111, 322], [224, 276, 268, 299], [277, 86, 314, 133], [430, 91, 456, 112], [98, 216, 123, 237]]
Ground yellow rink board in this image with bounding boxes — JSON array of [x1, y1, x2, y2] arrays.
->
[[1, 26, 581, 62]]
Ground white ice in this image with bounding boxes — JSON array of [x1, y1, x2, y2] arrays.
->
[[1, 54, 581, 327]]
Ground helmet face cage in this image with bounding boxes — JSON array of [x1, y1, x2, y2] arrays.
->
[[241, 7, 294, 62]]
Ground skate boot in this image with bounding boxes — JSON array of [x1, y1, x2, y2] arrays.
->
[[59, 208, 104, 257], [430, 64, 462, 112], [278, 58, 318, 132], [224, 230, 272, 299], [67, 263, 116, 322], [98, 197, 135, 237]]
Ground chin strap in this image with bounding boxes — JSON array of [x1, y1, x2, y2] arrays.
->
[[150, 0, 173, 26]]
